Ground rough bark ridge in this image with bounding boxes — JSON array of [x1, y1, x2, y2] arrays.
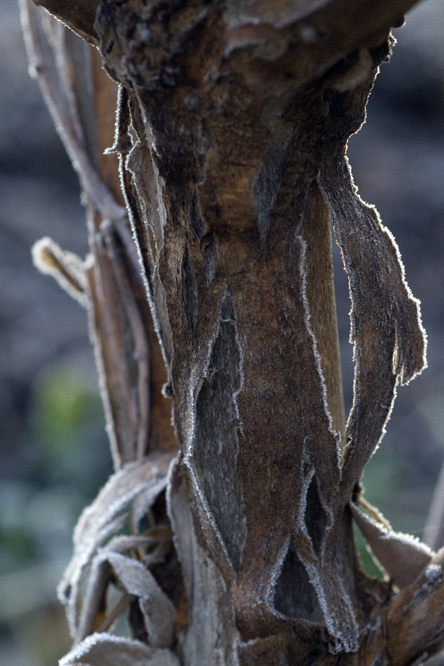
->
[[22, 0, 444, 665]]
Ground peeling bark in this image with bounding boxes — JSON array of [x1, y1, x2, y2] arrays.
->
[[22, 0, 444, 664], [32, 0, 100, 45]]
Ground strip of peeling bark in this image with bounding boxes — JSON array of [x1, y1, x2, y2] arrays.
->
[[32, 0, 100, 45]]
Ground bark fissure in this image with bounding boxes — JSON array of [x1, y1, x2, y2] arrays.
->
[[193, 287, 246, 572]]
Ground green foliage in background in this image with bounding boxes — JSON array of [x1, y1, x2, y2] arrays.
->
[[0, 357, 111, 666]]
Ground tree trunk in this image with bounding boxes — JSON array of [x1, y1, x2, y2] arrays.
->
[[21, 0, 444, 664]]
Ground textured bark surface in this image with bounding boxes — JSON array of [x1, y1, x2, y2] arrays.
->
[[22, 0, 444, 665]]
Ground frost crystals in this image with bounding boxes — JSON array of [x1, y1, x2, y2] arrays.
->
[[58, 453, 177, 657]]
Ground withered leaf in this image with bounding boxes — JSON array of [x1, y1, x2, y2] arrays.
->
[[59, 454, 173, 638], [351, 501, 432, 588], [59, 633, 180, 666], [76, 535, 153, 641], [32, 236, 88, 306], [107, 551, 176, 648]]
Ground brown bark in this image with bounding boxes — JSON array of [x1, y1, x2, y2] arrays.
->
[[22, 0, 444, 665]]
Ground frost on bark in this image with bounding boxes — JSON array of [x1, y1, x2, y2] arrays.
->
[[20, 0, 444, 664]]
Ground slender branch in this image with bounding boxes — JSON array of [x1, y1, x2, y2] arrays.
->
[[21, 0, 124, 223], [105, 223, 151, 461], [425, 458, 444, 550]]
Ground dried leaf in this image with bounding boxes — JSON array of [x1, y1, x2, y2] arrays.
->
[[59, 633, 179, 666], [351, 502, 432, 588], [76, 536, 154, 641], [107, 552, 176, 648], [59, 454, 173, 637], [32, 236, 88, 306]]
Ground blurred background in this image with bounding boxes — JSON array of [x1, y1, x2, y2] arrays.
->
[[0, 2, 113, 664], [1, 0, 444, 664]]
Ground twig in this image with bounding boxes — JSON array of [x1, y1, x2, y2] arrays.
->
[[20, 0, 125, 223], [425, 457, 444, 550]]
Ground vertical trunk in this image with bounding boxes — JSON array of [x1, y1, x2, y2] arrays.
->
[[22, 1, 444, 665]]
